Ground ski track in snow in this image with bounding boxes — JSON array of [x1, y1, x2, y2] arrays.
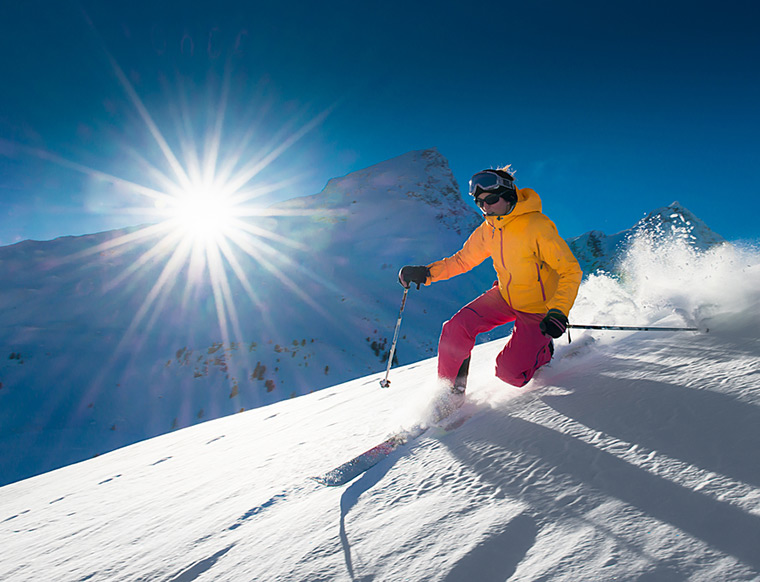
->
[[2, 241, 760, 580]]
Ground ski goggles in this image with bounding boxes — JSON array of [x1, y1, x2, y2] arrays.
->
[[468, 171, 515, 198]]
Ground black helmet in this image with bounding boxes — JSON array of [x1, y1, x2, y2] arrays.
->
[[469, 169, 517, 213]]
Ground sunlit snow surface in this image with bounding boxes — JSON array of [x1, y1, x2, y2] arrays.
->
[[1, 235, 759, 581]]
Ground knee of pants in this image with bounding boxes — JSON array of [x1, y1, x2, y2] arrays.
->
[[494, 340, 551, 387], [495, 361, 530, 387]]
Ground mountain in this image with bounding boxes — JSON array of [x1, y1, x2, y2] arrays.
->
[[567, 201, 726, 275], [0, 148, 499, 486], [0, 149, 728, 487], [1, 239, 759, 580]]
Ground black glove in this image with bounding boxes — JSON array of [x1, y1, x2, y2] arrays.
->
[[540, 309, 569, 338], [398, 265, 431, 289]]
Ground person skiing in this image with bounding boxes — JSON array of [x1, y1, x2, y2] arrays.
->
[[399, 167, 582, 413]]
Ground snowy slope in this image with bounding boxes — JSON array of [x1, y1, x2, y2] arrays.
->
[[1, 235, 759, 581]]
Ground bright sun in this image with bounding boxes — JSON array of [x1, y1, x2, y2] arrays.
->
[[23, 40, 334, 362], [167, 184, 238, 241]]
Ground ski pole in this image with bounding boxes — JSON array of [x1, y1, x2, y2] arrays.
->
[[568, 324, 702, 332], [566, 323, 704, 343], [380, 287, 408, 388]]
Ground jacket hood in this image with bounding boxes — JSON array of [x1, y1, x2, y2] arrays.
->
[[484, 187, 542, 228]]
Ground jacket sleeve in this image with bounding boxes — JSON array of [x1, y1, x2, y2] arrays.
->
[[536, 221, 583, 315], [426, 223, 491, 284]]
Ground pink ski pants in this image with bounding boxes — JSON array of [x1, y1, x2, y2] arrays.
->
[[437, 285, 553, 387]]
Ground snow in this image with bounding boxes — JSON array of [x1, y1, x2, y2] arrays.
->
[[2, 231, 759, 581]]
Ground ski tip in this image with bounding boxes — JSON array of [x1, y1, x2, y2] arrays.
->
[[312, 468, 360, 487], [311, 473, 346, 487], [311, 475, 335, 487]]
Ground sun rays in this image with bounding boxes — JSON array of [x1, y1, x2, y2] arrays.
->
[[0, 13, 356, 421], [15, 75, 336, 359], [97, 126, 329, 354]]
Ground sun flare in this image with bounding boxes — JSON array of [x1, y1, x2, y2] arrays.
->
[[166, 184, 238, 241], [33, 46, 336, 360]]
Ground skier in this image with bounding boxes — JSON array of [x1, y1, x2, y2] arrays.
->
[[399, 167, 583, 414]]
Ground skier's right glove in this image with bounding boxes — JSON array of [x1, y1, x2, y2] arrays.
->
[[398, 265, 431, 289], [540, 309, 569, 338]]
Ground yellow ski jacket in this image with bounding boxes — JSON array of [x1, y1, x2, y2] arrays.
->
[[426, 187, 583, 315]]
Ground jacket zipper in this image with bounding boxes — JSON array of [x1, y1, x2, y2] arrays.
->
[[498, 230, 514, 306], [499, 230, 507, 271], [536, 263, 547, 301], [505, 273, 513, 306]]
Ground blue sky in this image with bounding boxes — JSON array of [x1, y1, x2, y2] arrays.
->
[[1, 0, 758, 246]]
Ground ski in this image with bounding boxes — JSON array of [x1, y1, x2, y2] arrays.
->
[[314, 424, 426, 487], [313, 406, 473, 487]]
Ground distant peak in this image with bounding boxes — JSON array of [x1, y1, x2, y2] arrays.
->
[[645, 201, 694, 221], [380, 146, 446, 166], [274, 147, 476, 228]]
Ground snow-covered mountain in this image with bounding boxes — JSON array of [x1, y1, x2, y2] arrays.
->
[[567, 201, 725, 275], [0, 149, 728, 487], [0, 148, 497, 486], [2, 236, 759, 581]]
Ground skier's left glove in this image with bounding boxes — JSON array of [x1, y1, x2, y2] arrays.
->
[[398, 265, 431, 289], [540, 309, 568, 338]]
